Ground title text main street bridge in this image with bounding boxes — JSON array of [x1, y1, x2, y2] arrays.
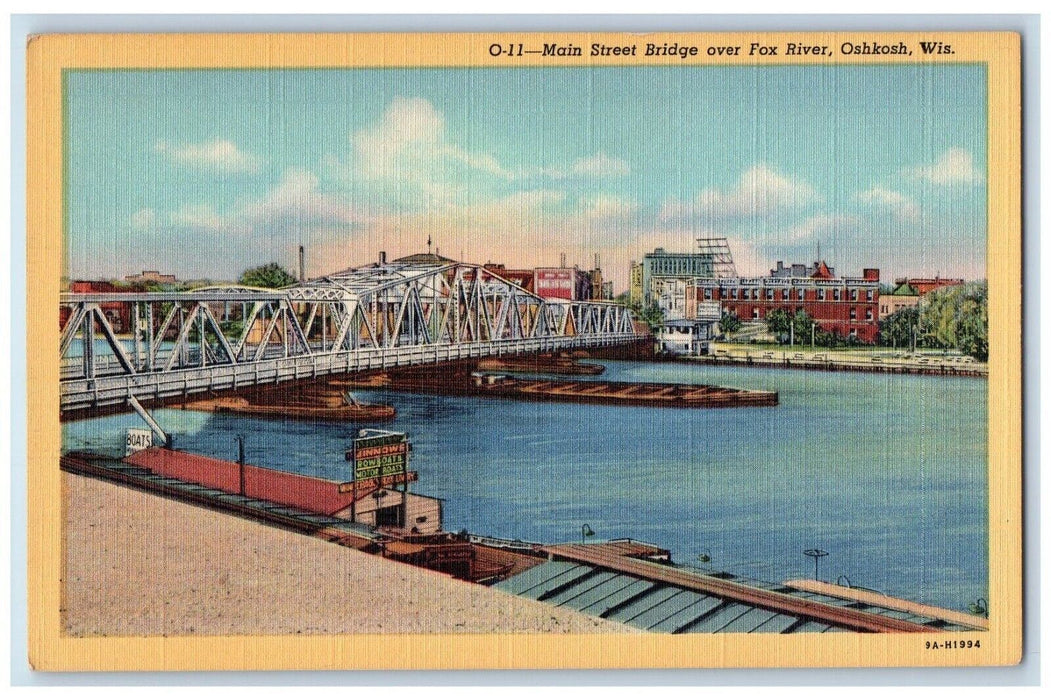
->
[[60, 258, 643, 415]]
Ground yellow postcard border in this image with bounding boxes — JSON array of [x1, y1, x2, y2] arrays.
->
[[26, 31, 1023, 671]]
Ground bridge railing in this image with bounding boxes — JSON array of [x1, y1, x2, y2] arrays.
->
[[59, 332, 644, 413], [59, 262, 647, 412]]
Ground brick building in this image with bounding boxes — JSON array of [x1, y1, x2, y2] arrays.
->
[[534, 267, 593, 301], [62, 280, 133, 333], [688, 262, 881, 343], [895, 276, 964, 296]]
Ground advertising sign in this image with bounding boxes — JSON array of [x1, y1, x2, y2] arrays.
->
[[346, 430, 408, 482], [339, 471, 418, 494]]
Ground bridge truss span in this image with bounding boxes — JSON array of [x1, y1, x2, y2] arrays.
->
[[59, 260, 644, 413]]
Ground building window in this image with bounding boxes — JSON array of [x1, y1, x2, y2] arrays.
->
[[766, 288, 774, 300], [731, 288, 738, 300], [752, 307, 760, 319], [798, 289, 806, 301], [866, 309, 873, 321], [867, 289, 874, 301], [704, 288, 712, 300], [850, 307, 857, 320], [834, 289, 841, 301], [881, 305, 887, 313], [817, 289, 825, 301]]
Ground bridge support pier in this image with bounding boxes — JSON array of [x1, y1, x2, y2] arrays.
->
[[127, 395, 170, 447]]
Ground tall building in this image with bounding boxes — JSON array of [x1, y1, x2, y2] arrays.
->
[[689, 262, 881, 343], [628, 261, 643, 305], [641, 247, 715, 306]]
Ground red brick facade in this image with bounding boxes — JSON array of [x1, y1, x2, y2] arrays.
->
[[690, 268, 881, 343]]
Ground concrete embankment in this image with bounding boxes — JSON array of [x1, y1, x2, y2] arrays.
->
[[672, 350, 987, 377], [61, 472, 634, 637]]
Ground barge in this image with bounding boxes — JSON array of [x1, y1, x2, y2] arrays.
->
[[338, 368, 778, 409], [475, 354, 605, 375], [183, 382, 395, 422]]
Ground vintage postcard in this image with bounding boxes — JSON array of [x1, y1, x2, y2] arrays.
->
[[26, 30, 1022, 671]]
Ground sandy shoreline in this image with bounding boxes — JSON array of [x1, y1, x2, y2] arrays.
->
[[61, 473, 634, 637]]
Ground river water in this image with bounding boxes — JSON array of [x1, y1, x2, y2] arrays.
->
[[62, 360, 988, 612]]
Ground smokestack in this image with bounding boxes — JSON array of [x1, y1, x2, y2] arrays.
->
[[379, 251, 387, 265], [298, 245, 305, 282], [560, 252, 566, 268], [595, 253, 601, 270]]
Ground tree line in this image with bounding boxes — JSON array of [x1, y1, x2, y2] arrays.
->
[[717, 281, 988, 360], [879, 282, 988, 360]]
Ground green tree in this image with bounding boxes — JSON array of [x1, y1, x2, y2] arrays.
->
[[880, 306, 920, 349], [239, 263, 298, 289], [917, 282, 988, 360], [618, 293, 664, 331], [719, 310, 741, 334], [789, 310, 816, 344], [765, 309, 791, 341], [638, 302, 665, 329]]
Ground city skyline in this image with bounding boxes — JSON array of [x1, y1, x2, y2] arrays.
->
[[65, 64, 988, 287]]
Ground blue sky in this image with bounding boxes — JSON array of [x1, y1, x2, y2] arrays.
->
[[65, 64, 987, 287]]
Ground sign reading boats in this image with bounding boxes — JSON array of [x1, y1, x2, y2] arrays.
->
[[346, 429, 409, 482]]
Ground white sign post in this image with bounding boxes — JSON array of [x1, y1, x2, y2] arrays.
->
[[125, 428, 153, 456]]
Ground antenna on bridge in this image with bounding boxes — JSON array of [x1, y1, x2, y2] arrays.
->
[[427, 235, 432, 255], [298, 245, 305, 282], [561, 252, 567, 268]]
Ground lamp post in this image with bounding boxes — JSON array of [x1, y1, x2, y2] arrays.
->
[[803, 548, 829, 581], [811, 322, 816, 349], [581, 523, 595, 544]]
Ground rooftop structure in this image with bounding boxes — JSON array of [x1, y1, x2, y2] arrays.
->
[[496, 541, 987, 634], [894, 276, 965, 296]]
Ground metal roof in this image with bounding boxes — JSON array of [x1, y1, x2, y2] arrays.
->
[[494, 559, 984, 634]]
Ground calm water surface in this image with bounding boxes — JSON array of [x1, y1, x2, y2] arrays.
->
[[63, 360, 988, 611]]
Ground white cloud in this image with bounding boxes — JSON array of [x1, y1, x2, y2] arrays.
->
[[139, 168, 368, 243], [240, 168, 369, 231], [574, 194, 638, 221], [783, 214, 856, 244], [905, 147, 982, 184], [155, 139, 262, 174], [353, 97, 513, 182], [661, 165, 820, 222], [569, 153, 630, 178], [170, 204, 227, 231], [130, 208, 157, 230], [855, 187, 919, 219]]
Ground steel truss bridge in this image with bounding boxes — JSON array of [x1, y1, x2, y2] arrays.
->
[[60, 259, 643, 414]]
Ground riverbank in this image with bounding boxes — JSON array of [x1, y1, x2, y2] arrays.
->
[[678, 343, 987, 377], [61, 472, 634, 637]]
